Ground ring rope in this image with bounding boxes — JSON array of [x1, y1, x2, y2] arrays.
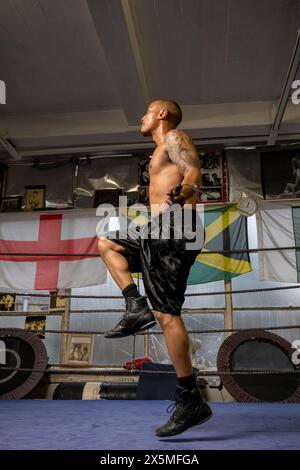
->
[[2, 305, 300, 317], [0, 366, 299, 376], [3, 323, 299, 336], [2, 245, 300, 257], [2, 284, 300, 300]]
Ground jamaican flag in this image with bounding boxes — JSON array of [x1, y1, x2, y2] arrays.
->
[[122, 204, 251, 285], [188, 204, 251, 284]]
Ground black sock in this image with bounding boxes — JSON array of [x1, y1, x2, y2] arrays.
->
[[178, 374, 197, 391], [122, 283, 140, 299]]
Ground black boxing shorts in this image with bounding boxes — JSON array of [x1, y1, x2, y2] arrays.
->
[[105, 207, 204, 316]]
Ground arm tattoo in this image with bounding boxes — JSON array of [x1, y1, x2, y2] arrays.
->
[[164, 130, 199, 176]]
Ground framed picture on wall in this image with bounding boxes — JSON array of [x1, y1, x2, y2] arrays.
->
[[25, 316, 46, 339], [0, 293, 16, 311], [49, 290, 66, 310], [198, 150, 227, 203], [66, 334, 94, 366], [24, 185, 46, 210], [261, 148, 300, 199], [0, 195, 22, 212]]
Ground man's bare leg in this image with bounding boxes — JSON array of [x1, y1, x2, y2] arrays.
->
[[154, 311, 212, 437], [97, 237, 133, 290], [154, 312, 193, 377], [98, 237, 156, 338]]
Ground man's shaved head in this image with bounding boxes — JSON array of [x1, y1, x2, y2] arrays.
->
[[140, 99, 182, 136], [151, 99, 182, 128]]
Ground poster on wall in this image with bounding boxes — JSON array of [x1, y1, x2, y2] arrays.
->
[[66, 334, 94, 366], [261, 148, 300, 199], [198, 150, 227, 203]]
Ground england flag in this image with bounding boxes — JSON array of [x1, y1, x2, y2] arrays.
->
[[0, 209, 107, 290]]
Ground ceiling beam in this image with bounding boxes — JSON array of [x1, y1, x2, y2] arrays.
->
[[268, 30, 300, 145], [87, 0, 148, 125], [121, 0, 150, 104], [1, 100, 300, 158], [11, 124, 300, 157], [0, 136, 20, 160]]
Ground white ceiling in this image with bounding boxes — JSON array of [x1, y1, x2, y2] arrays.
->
[[1, 0, 300, 160]]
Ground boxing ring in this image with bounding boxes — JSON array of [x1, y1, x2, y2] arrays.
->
[[1, 229, 300, 451], [0, 400, 299, 450], [1, 284, 300, 450]]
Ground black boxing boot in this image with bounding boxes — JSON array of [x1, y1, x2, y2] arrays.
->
[[155, 385, 212, 437], [104, 296, 156, 338]]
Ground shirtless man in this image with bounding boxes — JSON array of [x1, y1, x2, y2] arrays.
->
[[98, 100, 212, 437]]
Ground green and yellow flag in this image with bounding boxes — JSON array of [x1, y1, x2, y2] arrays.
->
[[122, 204, 252, 285], [188, 204, 252, 284]]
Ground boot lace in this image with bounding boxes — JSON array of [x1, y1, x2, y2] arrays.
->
[[166, 393, 184, 417]]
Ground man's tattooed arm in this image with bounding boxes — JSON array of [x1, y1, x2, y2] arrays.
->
[[164, 129, 201, 204], [164, 129, 199, 175]]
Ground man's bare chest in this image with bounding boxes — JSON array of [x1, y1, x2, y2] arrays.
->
[[149, 150, 174, 177]]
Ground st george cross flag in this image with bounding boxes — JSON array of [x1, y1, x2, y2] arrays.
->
[[257, 200, 300, 282], [0, 209, 107, 290]]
